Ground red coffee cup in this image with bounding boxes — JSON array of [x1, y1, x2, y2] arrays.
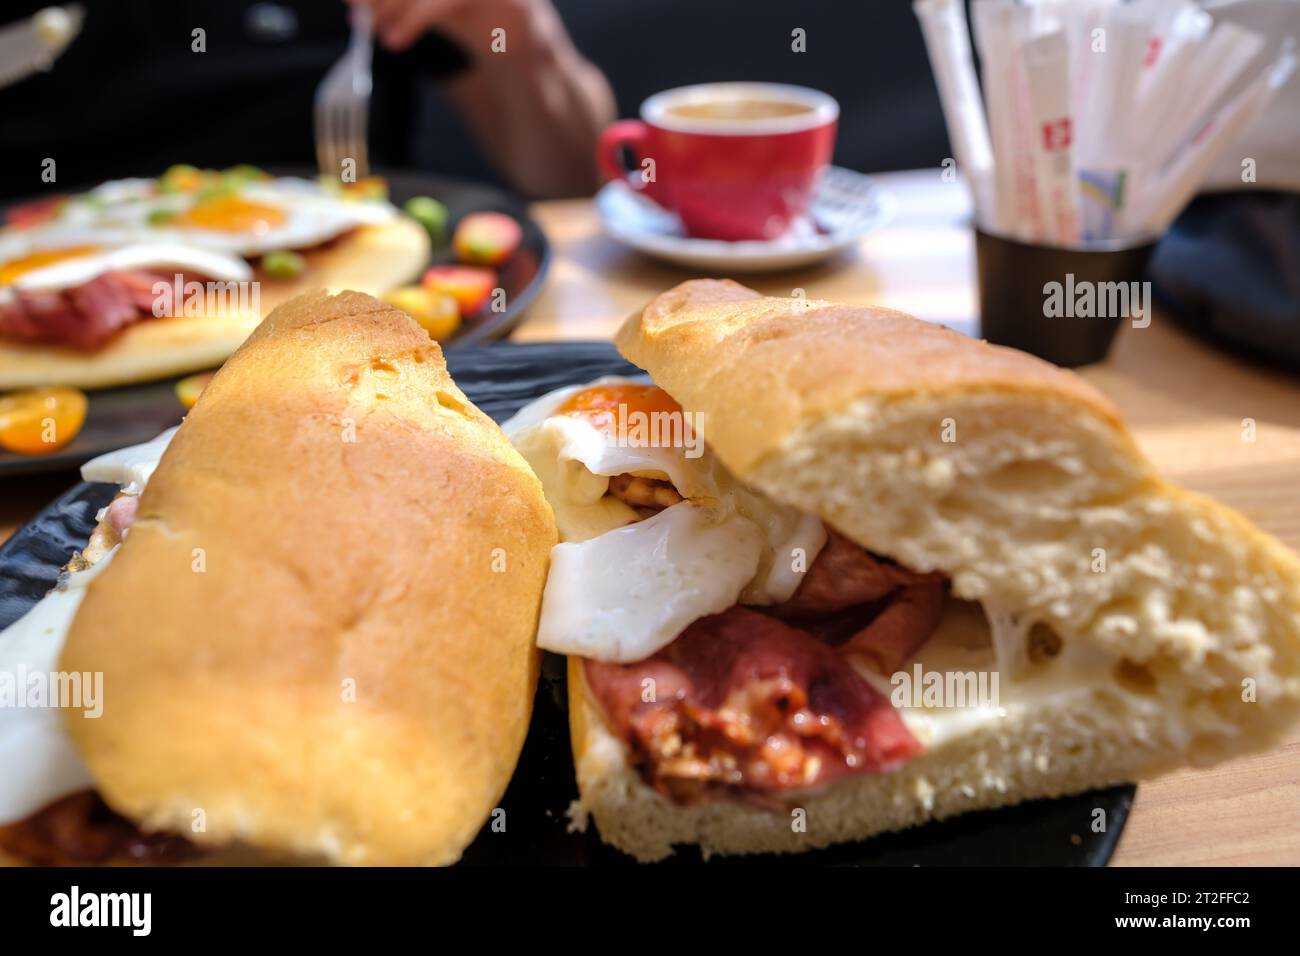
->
[[597, 82, 839, 242]]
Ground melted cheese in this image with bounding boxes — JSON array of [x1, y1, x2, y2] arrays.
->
[[857, 597, 1166, 750]]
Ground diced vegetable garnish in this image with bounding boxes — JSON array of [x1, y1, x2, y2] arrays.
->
[[223, 164, 269, 184], [195, 178, 241, 203], [0, 387, 87, 455], [403, 196, 449, 243], [157, 164, 207, 194], [382, 285, 462, 341], [261, 250, 306, 280], [146, 208, 177, 226], [175, 372, 216, 410], [158, 164, 270, 198], [422, 265, 497, 316], [452, 212, 522, 266]]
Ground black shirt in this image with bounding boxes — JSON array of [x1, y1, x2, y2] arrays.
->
[[0, 0, 469, 200]]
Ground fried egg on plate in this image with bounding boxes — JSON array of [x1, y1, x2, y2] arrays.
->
[[0, 239, 253, 300], [16, 176, 396, 259], [504, 378, 826, 663]]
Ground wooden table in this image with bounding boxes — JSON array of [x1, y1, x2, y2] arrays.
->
[[2, 169, 1297, 865]]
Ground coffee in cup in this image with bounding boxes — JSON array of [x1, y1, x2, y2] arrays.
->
[[597, 82, 839, 241]]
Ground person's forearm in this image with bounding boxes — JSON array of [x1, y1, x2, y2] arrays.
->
[[442, 3, 615, 198]]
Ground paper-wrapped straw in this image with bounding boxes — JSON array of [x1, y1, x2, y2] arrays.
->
[[1023, 30, 1081, 244], [914, 0, 997, 227]]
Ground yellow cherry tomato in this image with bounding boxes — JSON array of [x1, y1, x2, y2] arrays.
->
[[342, 175, 389, 201], [0, 387, 87, 455], [158, 163, 207, 194], [382, 285, 462, 341], [175, 371, 216, 410]]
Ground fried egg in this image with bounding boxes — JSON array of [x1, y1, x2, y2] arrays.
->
[[0, 428, 176, 824], [11, 175, 397, 260], [0, 242, 252, 299], [505, 376, 722, 541], [504, 379, 827, 663]]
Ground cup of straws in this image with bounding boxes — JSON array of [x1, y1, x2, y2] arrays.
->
[[915, 0, 1295, 366]]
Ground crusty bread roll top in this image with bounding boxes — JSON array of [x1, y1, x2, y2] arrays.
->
[[59, 290, 556, 865]]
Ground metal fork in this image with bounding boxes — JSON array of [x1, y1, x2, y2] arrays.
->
[[313, 7, 373, 181], [0, 5, 85, 90]]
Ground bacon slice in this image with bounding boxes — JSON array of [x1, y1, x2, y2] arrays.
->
[[0, 790, 194, 866], [0, 269, 186, 350], [105, 494, 139, 537], [4, 196, 67, 229], [772, 529, 948, 673], [841, 580, 947, 673], [781, 528, 945, 614], [583, 606, 921, 804]]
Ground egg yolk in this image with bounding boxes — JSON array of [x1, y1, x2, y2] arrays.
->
[[558, 383, 683, 433], [0, 246, 101, 285], [178, 196, 286, 233]]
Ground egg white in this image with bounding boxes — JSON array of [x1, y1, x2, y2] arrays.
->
[[538, 501, 765, 662], [0, 429, 176, 825], [7, 245, 252, 296], [504, 380, 828, 663]]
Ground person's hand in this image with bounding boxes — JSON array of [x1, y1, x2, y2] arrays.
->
[[344, 0, 615, 197], [346, 0, 533, 53]]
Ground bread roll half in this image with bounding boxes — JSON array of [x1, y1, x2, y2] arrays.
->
[[562, 278, 1300, 861], [57, 290, 556, 865]]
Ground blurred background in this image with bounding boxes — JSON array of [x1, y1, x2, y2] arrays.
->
[[0, 0, 950, 198], [443, 0, 949, 185], [0, 0, 1295, 362]]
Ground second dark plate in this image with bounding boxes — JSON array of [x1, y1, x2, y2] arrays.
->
[[0, 168, 549, 477]]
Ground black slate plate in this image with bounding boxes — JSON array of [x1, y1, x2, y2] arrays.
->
[[0, 341, 1135, 866], [0, 168, 549, 477]]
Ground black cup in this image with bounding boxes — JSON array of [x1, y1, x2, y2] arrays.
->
[[974, 228, 1159, 367]]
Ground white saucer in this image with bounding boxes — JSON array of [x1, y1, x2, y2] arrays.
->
[[595, 166, 895, 272]]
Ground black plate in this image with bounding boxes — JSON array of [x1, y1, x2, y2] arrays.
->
[[0, 169, 549, 477], [0, 342, 1135, 866]]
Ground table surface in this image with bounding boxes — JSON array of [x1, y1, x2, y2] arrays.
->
[[3, 168, 1297, 866]]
